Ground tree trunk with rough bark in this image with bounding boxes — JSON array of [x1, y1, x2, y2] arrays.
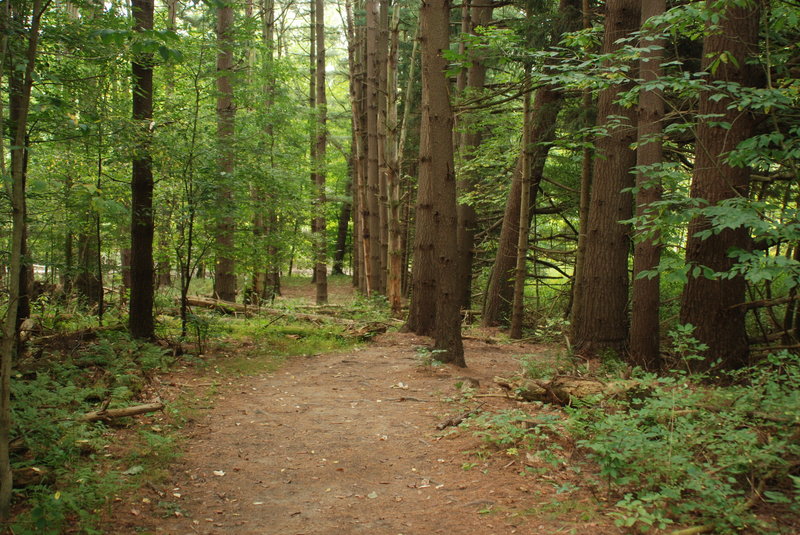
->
[[629, 0, 665, 369], [412, 0, 464, 366], [365, 0, 382, 294], [570, 0, 640, 357], [129, 0, 156, 340], [680, 0, 761, 370], [214, 0, 237, 302], [313, 0, 328, 305]]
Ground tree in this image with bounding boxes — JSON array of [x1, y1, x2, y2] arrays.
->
[[410, 0, 464, 366], [313, 0, 328, 304], [570, 0, 641, 356], [482, 0, 581, 327], [1, 0, 44, 518], [365, 0, 382, 294], [455, 0, 493, 310], [214, 0, 237, 302], [129, 0, 156, 339], [629, 0, 665, 369], [679, 0, 762, 370]]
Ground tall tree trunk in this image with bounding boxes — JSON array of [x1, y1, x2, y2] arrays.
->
[[412, 0, 464, 366], [568, 0, 594, 322], [385, 4, 403, 316], [455, 0, 493, 310], [570, 0, 640, 357], [333, 176, 352, 275], [481, 88, 561, 326], [365, 0, 382, 294], [129, 0, 156, 340], [1, 0, 42, 519], [377, 0, 389, 294], [680, 0, 762, 370], [510, 83, 533, 339], [313, 0, 328, 304], [345, 0, 368, 292], [629, 0, 665, 369], [214, 0, 237, 302]]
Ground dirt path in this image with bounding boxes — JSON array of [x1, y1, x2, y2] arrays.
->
[[108, 328, 617, 535]]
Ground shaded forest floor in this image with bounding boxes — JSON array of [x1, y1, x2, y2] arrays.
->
[[101, 278, 620, 534]]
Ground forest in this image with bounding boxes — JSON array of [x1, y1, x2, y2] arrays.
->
[[1, 0, 799, 532]]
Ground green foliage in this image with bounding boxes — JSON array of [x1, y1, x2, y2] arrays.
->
[[567, 352, 800, 533], [10, 333, 173, 534]]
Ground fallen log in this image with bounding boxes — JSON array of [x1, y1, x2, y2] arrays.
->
[[494, 376, 640, 405], [82, 402, 165, 422], [182, 296, 251, 315], [33, 325, 124, 350]]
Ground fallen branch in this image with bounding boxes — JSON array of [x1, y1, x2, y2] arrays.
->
[[82, 402, 165, 422], [436, 402, 485, 430], [729, 294, 800, 310], [494, 376, 640, 405], [181, 296, 251, 315]]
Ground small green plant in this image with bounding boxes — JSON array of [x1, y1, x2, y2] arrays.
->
[[667, 323, 709, 374], [414, 346, 445, 367]]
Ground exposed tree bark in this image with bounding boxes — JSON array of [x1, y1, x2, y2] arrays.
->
[[570, 0, 640, 356], [629, 0, 665, 369], [313, 0, 328, 305], [377, 0, 389, 294], [385, 3, 403, 316], [412, 0, 464, 366], [680, 0, 762, 370], [213, 0, 237, 302], [365, 0, 382, 294], [345, 0, 368, 292], [129, 0, 156, 340]]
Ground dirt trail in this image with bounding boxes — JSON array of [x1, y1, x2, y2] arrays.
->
[[108, 283, 616, 534]]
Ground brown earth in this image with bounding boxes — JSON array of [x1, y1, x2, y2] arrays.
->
[[103, 280, 620, 535]]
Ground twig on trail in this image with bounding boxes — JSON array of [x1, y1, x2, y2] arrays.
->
[[435, 402, 485, 431], [386, 397, 428, 402]]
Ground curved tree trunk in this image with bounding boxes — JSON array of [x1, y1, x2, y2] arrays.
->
[[482, 0, 580, 327], [482, 88, 561, 326]]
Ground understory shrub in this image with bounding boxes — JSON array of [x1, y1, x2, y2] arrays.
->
[[567, 351, 800, 533]]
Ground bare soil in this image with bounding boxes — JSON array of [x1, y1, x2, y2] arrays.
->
[[104, 280, 619, 535]]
